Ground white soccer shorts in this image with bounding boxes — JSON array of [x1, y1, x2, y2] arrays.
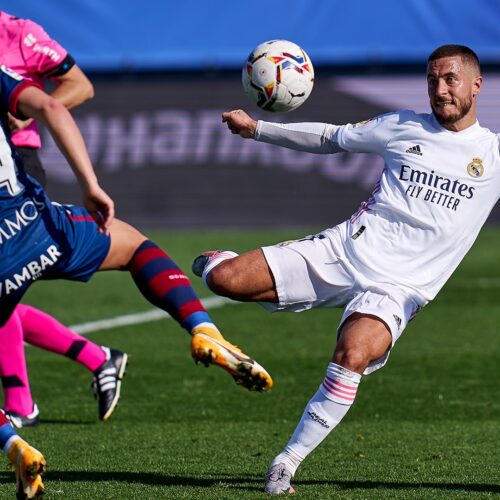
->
[[260, 229, 422, 374]]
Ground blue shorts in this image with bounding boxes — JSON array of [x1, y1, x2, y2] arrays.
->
[[0, 201, 110, 324]]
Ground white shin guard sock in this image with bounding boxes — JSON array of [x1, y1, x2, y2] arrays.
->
[[272, 363, 361, 476]]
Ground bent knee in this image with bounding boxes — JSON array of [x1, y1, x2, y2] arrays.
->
[[207, 260, 239, 296], [206, 250, 276, 301], [101, 219, 147, 270], [333, 348, 371, 374]]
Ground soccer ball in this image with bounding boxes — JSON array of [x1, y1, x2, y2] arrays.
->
[[242, 40, 314, 112]]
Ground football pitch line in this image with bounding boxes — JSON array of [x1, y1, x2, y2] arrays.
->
[[56, 277, 500, 336], [69, 296, 237, 335]]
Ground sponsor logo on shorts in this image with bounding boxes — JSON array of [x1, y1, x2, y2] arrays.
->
[[351, 225, 366, 240], [307, 411, 330, 428], [393, 314, 402, 330], [0, 245, 62, 297], [0, 200, 45, 246]]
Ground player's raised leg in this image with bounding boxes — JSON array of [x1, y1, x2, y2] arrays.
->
[[0, 411, 46, 499], [101, 220, 272, 392], [192, 249, 279, 302]]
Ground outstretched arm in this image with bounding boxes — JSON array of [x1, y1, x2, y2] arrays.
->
[[222, 109, 345, 154], [15, 85, 114, 233], [8, 65, 94, 133]]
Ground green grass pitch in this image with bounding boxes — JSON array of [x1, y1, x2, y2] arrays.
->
[[1, 228, 499, 499]]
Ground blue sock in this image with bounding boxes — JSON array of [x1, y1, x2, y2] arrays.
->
[[0, 421, 17, 450]]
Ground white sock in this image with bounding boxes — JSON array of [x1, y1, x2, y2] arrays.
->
[[271, 363, 361, 475], [190, 321, 220, 335], [201, 250, 239, 288], [3, 435, 19, 456]]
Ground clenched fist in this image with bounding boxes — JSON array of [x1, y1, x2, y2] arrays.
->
[[221, 109, 257, 138]]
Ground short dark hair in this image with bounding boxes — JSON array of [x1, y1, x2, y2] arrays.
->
[[428, 45, 481, 73]]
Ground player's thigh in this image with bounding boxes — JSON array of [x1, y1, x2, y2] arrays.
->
[[259, 234, 354, 312], [209, 248, 277, 301], [99, 219, 147, 270], [333, 313, 392, 373]]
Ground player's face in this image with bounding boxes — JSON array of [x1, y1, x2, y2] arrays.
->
[[427, 55, 482, 131]]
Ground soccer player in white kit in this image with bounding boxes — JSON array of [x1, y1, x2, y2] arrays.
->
[[191, 45, 499, 494]]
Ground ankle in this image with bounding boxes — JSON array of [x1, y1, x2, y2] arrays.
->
[[5, 436, 24, 462], [191, 323, 224, 340], [272, 448, 303, 476]]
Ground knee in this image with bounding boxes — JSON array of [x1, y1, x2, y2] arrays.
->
[[105, 220, 148, 270], [207, 260, 239, 296], [332, 347, 370, 374]]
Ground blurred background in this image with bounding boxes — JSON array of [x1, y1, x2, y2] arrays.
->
[[3, 0, 500, 229]]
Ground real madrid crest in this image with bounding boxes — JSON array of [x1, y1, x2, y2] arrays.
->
[[467, 157, 484, 178]]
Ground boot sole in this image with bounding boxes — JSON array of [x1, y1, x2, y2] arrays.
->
[[101, 353, 128, 421], [191, 335, 272, 392]]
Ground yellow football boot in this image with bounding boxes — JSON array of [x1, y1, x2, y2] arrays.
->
[[191, 326, 273, 392], [7, 438, 46, 499]]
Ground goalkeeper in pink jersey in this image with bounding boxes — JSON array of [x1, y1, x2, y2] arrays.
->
[[0, 10, 126, 426], [0, 10, 94, 186]]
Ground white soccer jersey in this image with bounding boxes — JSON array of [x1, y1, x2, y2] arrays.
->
[[256, 110, 500, 302]]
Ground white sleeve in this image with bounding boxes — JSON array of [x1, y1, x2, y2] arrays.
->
[[255, 121, 345, 154], [337, 111, 401, 155], [255, 111, 402, 156]]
